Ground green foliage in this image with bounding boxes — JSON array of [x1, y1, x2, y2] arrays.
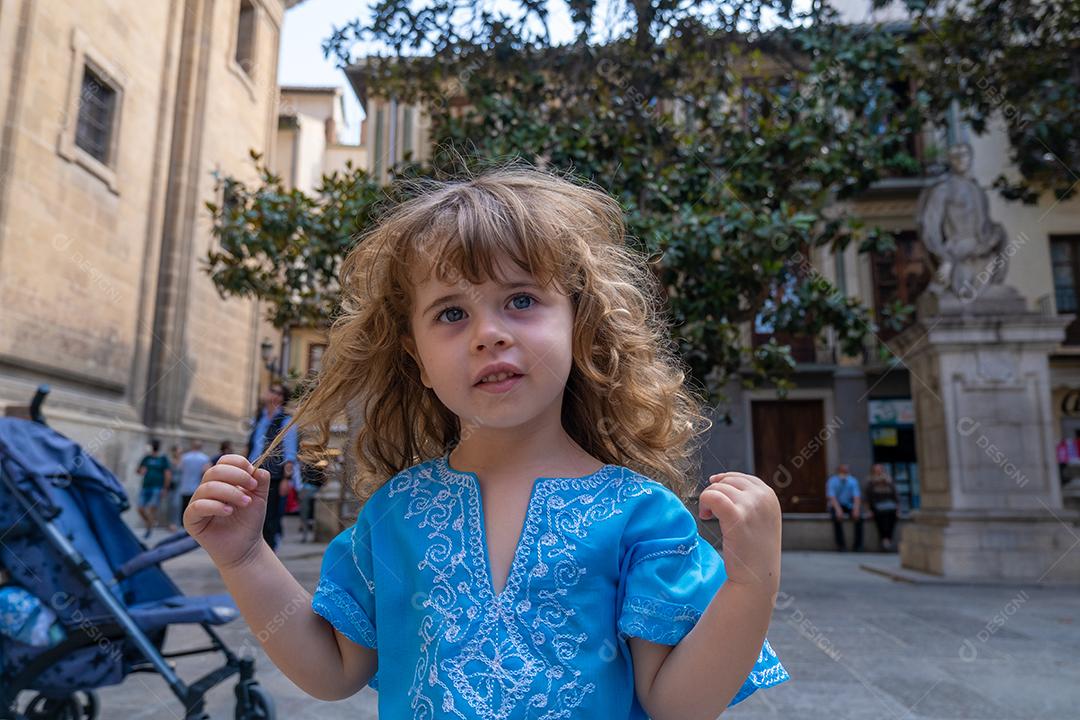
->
[[204, 151, 384, 328], [206, 0, 1072, 404], [891, 0, 1079, 202]]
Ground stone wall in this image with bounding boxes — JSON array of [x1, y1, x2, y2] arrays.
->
[[0, 0, 290, 502]]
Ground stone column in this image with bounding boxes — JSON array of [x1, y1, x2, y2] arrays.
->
[[143, 0, 213, 429], [891, 289, 1080, 582]]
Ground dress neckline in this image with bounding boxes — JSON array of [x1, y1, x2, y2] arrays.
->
[[436, 452, 619, 603]]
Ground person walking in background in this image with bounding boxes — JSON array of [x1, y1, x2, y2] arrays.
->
[[826, 463, 863, 552], [297, 458, 327, 543], [164, 443, 183, 532], [135, 439, 172, 540], [210, 440, 233, 466], [246, 382, 298, 552], [178, 440, 211, 529], [866, 463, 901, 552]]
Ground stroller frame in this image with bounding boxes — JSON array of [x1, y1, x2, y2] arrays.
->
[[0, 396, 273, 720]]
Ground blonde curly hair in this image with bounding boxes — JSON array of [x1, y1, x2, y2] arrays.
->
[[261, 163, 712, 501]]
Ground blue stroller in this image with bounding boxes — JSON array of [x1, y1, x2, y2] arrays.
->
[[0, 401, 274, 719]]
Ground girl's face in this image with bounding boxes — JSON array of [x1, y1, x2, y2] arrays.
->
[[403, 258, 576, 433]]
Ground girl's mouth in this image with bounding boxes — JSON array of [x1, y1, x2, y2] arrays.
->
[[474, 373, 523, 393]]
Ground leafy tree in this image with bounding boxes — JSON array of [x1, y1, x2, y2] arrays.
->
[[206, 0, 1071, 406], [205, 153, 383, 328], [888, 0, 1079, 203]]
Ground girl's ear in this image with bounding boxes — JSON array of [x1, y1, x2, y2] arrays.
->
[[401, 334, 431, 388]]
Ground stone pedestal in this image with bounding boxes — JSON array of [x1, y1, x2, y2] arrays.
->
[[890, 288, 1080, 582], [312, 479, 362, 542], [1062, 479, 1080, 514]]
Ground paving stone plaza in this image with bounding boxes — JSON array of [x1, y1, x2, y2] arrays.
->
[[89, 516, 1079, 719]]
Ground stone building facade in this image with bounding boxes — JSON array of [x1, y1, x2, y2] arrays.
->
[[0, 0, 300, 495]]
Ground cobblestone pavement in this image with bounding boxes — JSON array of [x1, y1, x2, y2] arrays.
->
[[64, 517, 1080, 718]]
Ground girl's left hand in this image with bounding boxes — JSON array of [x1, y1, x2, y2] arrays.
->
[[698, 472, 782, 592]]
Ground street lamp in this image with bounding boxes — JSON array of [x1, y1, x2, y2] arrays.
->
[[260, 337, 281, 377]]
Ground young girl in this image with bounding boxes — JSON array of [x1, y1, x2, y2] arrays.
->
[[184, 165, 790, 718]]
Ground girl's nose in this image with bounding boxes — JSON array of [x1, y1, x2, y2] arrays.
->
[[471, 313, 512, 352]]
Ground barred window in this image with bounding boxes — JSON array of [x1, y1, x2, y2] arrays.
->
[[235, 0, 256, 76], [74, 65, 117, 165]]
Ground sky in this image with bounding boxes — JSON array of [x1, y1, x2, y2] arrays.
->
[[277, 0, 370, 145], [277, 0, 579, 145]]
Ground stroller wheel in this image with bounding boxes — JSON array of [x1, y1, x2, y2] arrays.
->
[[233, 682, 274, 720], [1, 701, 28, 720], [23, 692, 98, 720]]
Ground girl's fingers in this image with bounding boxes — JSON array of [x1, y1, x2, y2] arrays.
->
[[197, 480, 253, 508], [702, 483, 742, 505], [186, 497, 236, 520], [204, 464, 259, 491], [699, 487, 738, 519], [708, 473, 758, 489], [705, 481, 746, 500], [216, 454, 256, 475]]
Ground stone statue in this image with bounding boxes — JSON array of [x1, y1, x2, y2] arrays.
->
[[916, 143, 1010, 301]]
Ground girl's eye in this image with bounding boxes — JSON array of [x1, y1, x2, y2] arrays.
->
[[436, 307, 465, 323], [510, 293, 536, 310], [433, 293, 538, 324]]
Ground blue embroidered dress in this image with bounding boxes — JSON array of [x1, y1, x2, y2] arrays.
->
[[312, 454, 790, 718]]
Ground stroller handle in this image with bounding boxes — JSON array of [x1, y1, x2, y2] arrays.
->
[[30, 384, 50, 426]]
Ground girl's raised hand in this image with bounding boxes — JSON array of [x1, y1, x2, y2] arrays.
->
[[182, 454, 270, 570], [698, 471, 782, 592]]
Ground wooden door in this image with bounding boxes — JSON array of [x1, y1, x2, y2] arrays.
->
[[751, 400, 828, 513], [871, 230, 932, 341]]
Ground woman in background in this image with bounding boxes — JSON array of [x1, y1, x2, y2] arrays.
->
[[867, 463, 901, 552], [165, 444, 183, 532]]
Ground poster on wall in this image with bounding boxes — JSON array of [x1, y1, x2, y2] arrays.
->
[[869, 399, 914, 426]]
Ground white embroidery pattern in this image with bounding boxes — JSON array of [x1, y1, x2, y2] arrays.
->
[[633, 539, 698, 565], [311, 577, 377, 648], [311, 520, 379, 650], [617, 596, 702, 645], [389, 456, 653, 719], [349, 521, 377, 594], [730, 638, 790, 705]]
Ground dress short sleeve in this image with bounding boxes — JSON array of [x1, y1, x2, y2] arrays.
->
[[617, 481, 790, 707], [311, 508, 378, 651]]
